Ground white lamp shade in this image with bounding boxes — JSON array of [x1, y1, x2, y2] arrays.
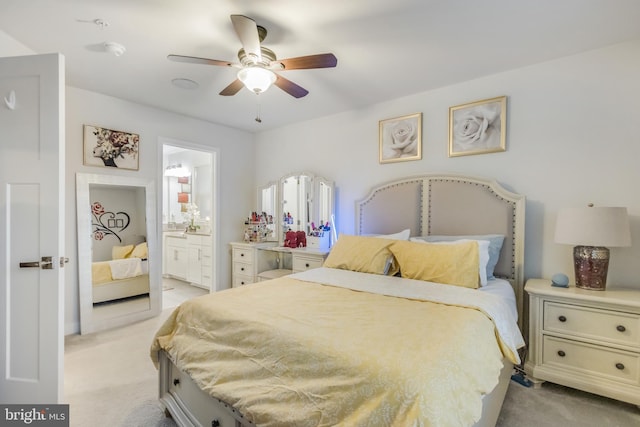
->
[[554, 206, 631, 247], [237, 67, 276, 93]]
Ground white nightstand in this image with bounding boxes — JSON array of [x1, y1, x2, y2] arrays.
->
[[524, 278, 640, 406]]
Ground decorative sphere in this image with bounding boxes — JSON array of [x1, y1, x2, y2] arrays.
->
[[551, 273, 569, 287]]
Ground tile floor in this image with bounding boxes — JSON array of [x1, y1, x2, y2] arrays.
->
[[162, 277, 208, 309]]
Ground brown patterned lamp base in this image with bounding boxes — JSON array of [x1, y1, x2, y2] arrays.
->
[[573, 245, 609, 291]]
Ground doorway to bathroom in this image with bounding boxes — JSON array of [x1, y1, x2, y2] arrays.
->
[[160, 138, 219, 308]]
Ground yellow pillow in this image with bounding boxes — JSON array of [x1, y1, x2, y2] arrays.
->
[[389, 240, 480, 289], [129, 242, 148, 259], [323, 234, 398, 275], [112, 244, 134, 260]]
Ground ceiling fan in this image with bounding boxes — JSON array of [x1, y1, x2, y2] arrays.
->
[[168, 14, 337, 98]]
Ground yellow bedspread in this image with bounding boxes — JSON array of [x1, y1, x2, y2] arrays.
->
[[151, 276, 508, 427], [91, 261, 112, 285]]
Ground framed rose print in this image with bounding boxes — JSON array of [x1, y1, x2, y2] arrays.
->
[[83, 125, 140, 170], [379, 112, 422, 164], [448, 96, 506, 157]]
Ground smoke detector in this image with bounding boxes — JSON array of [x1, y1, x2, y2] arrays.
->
[[104, 42, 126, 57]]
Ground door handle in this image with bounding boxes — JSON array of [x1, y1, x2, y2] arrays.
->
[[20, 256, 53, 269]]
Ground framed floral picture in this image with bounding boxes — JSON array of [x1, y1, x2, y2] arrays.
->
[[83, 125, 140, 170], [448, 96, 506, 157], [379, 112, 422, 164]]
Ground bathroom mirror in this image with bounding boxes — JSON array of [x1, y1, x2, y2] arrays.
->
[[76, 173, 160, 334], [276, 172, 334, 246]]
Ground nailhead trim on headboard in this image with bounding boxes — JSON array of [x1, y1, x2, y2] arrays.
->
[[356, 174, 526, 331]]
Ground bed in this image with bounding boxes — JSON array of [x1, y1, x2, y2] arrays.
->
[[92, 241, 150, 304], [151, 174, 526, 427]]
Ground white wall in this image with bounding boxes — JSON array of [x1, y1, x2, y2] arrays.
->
[[0, 33, 255, 335], [255, 39, 640, 290], [65, 87, 254, 334], [0, 29, 33, 56]]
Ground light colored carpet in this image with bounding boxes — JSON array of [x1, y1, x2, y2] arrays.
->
[[65, 309, 640, 427]]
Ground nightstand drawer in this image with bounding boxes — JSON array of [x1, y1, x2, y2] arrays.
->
[[233, 247, 254, 263], [292, 256, 323, 272], [544, 302, 640, 349], [542, 336, 640, 385]]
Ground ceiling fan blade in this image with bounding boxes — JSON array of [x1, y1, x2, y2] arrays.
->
[[230, 15, 262, 63], [275, 53, 337, 70], [274, 75, 309, 98], [168, 54, 232, 67], [219, 79, 245, 96]]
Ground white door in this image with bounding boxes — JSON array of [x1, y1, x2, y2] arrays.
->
[[0, 53, 65, 403]]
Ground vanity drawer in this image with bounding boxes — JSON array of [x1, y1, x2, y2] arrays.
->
[[232, 274, 254, 287], [542, 335, 640, 385], [166, 235, 187, 248], [292, 256, 323, 272], [544, 302, 640, 349], [201, 250, 212, 266], [233, 247, 254, 263], [233, 261, 252, 276]]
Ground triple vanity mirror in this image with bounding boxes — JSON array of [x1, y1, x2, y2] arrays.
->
[[257, 172, 334, 246], [76, 173, 160, 334]]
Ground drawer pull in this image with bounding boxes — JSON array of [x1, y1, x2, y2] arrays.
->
[[173, 378, 180, 386], [616, 325, 626, 332], [240, 253, 245, 257], [558, 315, 567, 322], [305, 263, 310, 268], [557, 350, 566, 357], [241, 281, 245, 285], [240, 267, 245, 271], [616, 363, 625, 370]]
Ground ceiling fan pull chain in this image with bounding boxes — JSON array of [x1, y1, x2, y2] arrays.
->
[[255, 94, 262, 123]]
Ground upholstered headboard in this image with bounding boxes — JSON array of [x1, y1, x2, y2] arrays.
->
[[355, 174, 525, 329]]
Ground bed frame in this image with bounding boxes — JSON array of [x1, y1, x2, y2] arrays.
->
[[158, 173, 526, 427], [92, 274, 150, 304]]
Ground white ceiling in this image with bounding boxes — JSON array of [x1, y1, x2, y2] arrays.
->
[[2, 0, 640, 133]]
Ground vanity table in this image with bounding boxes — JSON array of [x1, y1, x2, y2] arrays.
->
[[231, 171, 335, 287], [230, 242, 330, 287]]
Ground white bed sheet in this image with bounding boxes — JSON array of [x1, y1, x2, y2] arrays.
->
[[479, 277, 518, 321]]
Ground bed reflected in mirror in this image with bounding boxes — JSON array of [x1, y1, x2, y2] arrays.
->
[[76, 173, 160, 334]]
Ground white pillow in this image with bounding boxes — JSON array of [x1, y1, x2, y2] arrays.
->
[[409, 238, 490, 286], [374, 229, 410, 240]]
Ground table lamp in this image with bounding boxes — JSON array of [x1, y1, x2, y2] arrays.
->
[[554, 205, 631, 290]]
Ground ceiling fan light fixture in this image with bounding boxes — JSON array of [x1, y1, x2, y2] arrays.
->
[[237, 67, 276, 94], [104, 41, 126, 57]]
